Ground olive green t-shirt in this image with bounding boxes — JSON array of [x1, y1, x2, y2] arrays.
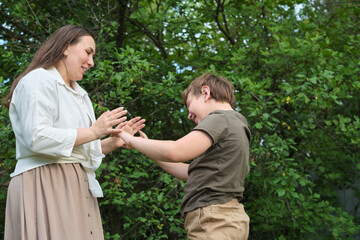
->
[[180, 110, 250, 216]]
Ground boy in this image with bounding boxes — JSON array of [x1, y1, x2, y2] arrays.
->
[[119, 73, 250, 240]]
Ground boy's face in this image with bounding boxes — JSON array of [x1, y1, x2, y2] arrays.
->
[[186, 92, 208, 125]]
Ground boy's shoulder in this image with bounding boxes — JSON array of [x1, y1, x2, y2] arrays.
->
[[194, 109, 250, 145], [208, 110, 247, 123], [197, 110, 248, 133]]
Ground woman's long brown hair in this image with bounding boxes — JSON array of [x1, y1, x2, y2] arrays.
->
[[2, 25, 94, 109]]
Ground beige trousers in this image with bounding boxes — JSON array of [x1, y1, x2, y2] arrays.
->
[[184, 199, 249, 240]]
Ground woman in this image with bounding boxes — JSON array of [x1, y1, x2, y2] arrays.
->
[[2, 25, 145, 240]]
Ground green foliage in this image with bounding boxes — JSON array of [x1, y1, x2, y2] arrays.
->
[[1, 0, 359, 239], [0, 81, 16, 238], [98, 149, 186, 239]]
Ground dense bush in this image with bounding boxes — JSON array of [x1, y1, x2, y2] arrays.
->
[[1, 0, 359, 239]]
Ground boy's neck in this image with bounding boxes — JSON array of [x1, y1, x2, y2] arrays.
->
[[207, 99, 233, 113]]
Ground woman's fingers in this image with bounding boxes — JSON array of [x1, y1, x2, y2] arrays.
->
[[101, 107, 127, 126], [111, 116, 127, 126], [92, 107, 128, 138], [108, 109, 128, 121]]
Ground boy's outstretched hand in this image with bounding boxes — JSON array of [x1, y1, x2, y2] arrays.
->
[[118, 123, 148, 149], [119, 116, 146, 135], [110, 116, 146, 148]]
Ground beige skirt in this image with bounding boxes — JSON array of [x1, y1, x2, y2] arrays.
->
[[4, 163, 104, 240]]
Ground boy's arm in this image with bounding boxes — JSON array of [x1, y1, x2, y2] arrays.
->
[[154, 160, 189, 181], [119, 130, 213, 163]]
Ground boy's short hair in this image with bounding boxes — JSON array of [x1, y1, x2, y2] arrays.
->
[[182, 73, 236, 108]]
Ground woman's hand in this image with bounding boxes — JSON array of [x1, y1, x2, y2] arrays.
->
[[90, 107, 128, 139], [76, 107, 129, 147]]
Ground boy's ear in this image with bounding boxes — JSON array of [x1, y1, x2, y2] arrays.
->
[[201, 85, 211, 101]]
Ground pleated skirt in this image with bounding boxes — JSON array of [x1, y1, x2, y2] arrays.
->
[[4, 163, 104, 240]]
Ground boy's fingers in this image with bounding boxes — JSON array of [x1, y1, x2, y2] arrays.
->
[[115, 121, 127, 129], [134, 118, 146, 127], [139, 130, 148, 139], [132, 119, 145, 128], [138, 125, 146, 132], [127, 116, 141, 126]]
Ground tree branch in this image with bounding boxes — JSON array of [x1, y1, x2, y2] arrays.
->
[[215, 0, 235, 45], [126, 17, 168, 59], [25, 0, 44, 30], [116, 0, 129, 48], [0, 9, 41, 41]]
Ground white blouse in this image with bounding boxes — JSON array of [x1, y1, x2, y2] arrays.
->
[[9, 67, 105, 197]]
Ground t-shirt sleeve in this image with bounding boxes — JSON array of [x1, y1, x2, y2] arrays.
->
[[193, 113, 227, 145]]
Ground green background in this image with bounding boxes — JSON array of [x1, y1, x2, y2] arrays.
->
[[0, 0, 359, 239]]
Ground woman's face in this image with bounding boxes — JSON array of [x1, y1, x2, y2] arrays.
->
[[62, 35, 96, 83]]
